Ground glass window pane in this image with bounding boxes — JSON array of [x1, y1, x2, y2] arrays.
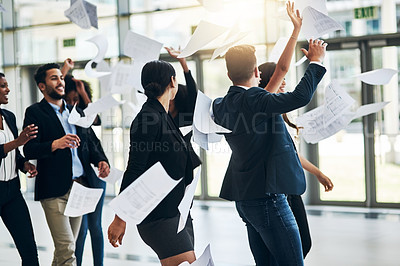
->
[[15, 0, 117, 27], [317, 49, 366, 202], [372, 46, 400, 203], [17, 18, 119, 65], [130, 0, 199, 13], [327, 0, 399, 37], [130, 0, 267, 51]]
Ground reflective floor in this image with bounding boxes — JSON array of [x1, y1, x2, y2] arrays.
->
[[1, 195, 400, 266]]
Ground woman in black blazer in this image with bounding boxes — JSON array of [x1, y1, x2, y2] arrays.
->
[[108, 60, 200, 266], [0, 73, 40, 265]]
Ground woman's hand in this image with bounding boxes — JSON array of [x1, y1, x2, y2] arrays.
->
[[165, 47, 181, 59], [287, 1, 302, 30], [23, 161, 38, 178], [108, 215, 126, 247], [16, 124, 38, 146], [317, 172, 334, 192], [165, 46, 189, 72]]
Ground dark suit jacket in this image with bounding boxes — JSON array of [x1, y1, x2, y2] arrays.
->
[[120, 98, 200, 223], [0, 108, 27, 184], [212, 63, 326, 201], [23, 99, 108, 201]]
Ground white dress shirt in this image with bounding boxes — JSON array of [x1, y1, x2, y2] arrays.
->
[[0, 117, 18, 181]]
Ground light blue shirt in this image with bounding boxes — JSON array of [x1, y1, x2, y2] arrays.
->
[[48, 100, 84, 179]]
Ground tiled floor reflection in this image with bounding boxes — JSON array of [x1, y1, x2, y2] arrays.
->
[[0, 195, 400, 265]]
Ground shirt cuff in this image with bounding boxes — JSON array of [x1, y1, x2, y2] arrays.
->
[[310, 61, 325, 68]]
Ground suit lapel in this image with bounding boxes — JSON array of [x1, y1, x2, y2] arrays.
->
[[0, 109, 18, 139], [39, 99, 66, 135]]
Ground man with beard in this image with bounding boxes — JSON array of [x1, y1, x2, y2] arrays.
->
[[23, 63, 110, 265]]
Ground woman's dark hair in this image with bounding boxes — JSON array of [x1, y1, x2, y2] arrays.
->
[[141, 60, 176, 99], [64, 74, 93, 109], [258, 62, 302, 135], [258, 62, 276, 88]]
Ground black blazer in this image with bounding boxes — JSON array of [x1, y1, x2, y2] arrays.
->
[[212, 64, 326, 201], [0, 108, 27, 183], [23, 99, 108, 201], [120, 98, 200, 224]]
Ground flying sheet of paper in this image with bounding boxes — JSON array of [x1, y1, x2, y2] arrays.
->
[[0, 4, 6, 12], [68, 104, 97, 128], [109, 162, 181, 224], [297, 101, 389, 144], [92, 166, 124, 184], [268, 37, 289, 63], [193, 91, 231, 134], [193, 125, 210, 150], [85, 60, 112, 78], [87, 34, 108, 63], [178, 244, 215, 266], [197, 0, 224, 12], [276, 0, 328, 21], [177, 168, 201, 233], [297, 106, 354, 144], [70, 0, 98, 28], [65, 0, 90, 29], [83, 94, 125, 117], [65, 0, 98, 29], [179, 126, 193, 137], [355, 68, 398, 85], [210, 31, 249, 61], [301, 6, 344, 40], [323, 80, 355, 126], [132, 91, 147, 108], [178, 20, 229, 58], [353, 101, 390, 119], [96, 60, 112, 91], [83, 0, 98, 29], [123, 31, 163, 63], [296, 0, 328, 15], [64, 182, 104, 217], [109, 62, 136, 94], [129, 60, 146, 92]]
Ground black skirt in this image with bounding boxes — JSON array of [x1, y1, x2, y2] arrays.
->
[[137, 214, 194, 260]]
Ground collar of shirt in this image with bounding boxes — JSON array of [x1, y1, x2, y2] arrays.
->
[[48, 99, 69, 115], [237, 85, 251, 90]]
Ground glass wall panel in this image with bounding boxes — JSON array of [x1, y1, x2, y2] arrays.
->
[[16, 18, 118, 65], [14, 0, 117, 27], [372, 46, 400, 203], [317, 49, 366, 202], [130, 0, 199, 13], [130, 0, 266, 52], [327, 0, 399, 38]]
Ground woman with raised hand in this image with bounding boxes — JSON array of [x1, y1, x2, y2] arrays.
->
[[0, 72, 40, 265], [108, 60, 200, 266]]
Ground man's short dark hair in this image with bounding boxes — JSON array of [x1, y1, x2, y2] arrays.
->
[[34, 63, 60, 86], [0, 73, 5, 78], [225, 45, 257, 84]]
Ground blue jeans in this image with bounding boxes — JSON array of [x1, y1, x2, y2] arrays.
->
[[235, 194, 304, 266], [75, 190, 105, 266]]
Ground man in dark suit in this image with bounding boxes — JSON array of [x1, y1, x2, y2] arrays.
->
[[23, 63, 110, 266], [212, 40, 327, 265]]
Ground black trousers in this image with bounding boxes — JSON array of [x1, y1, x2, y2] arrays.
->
[[0, 177, 39, 266], [287, 194, 312, 258]]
